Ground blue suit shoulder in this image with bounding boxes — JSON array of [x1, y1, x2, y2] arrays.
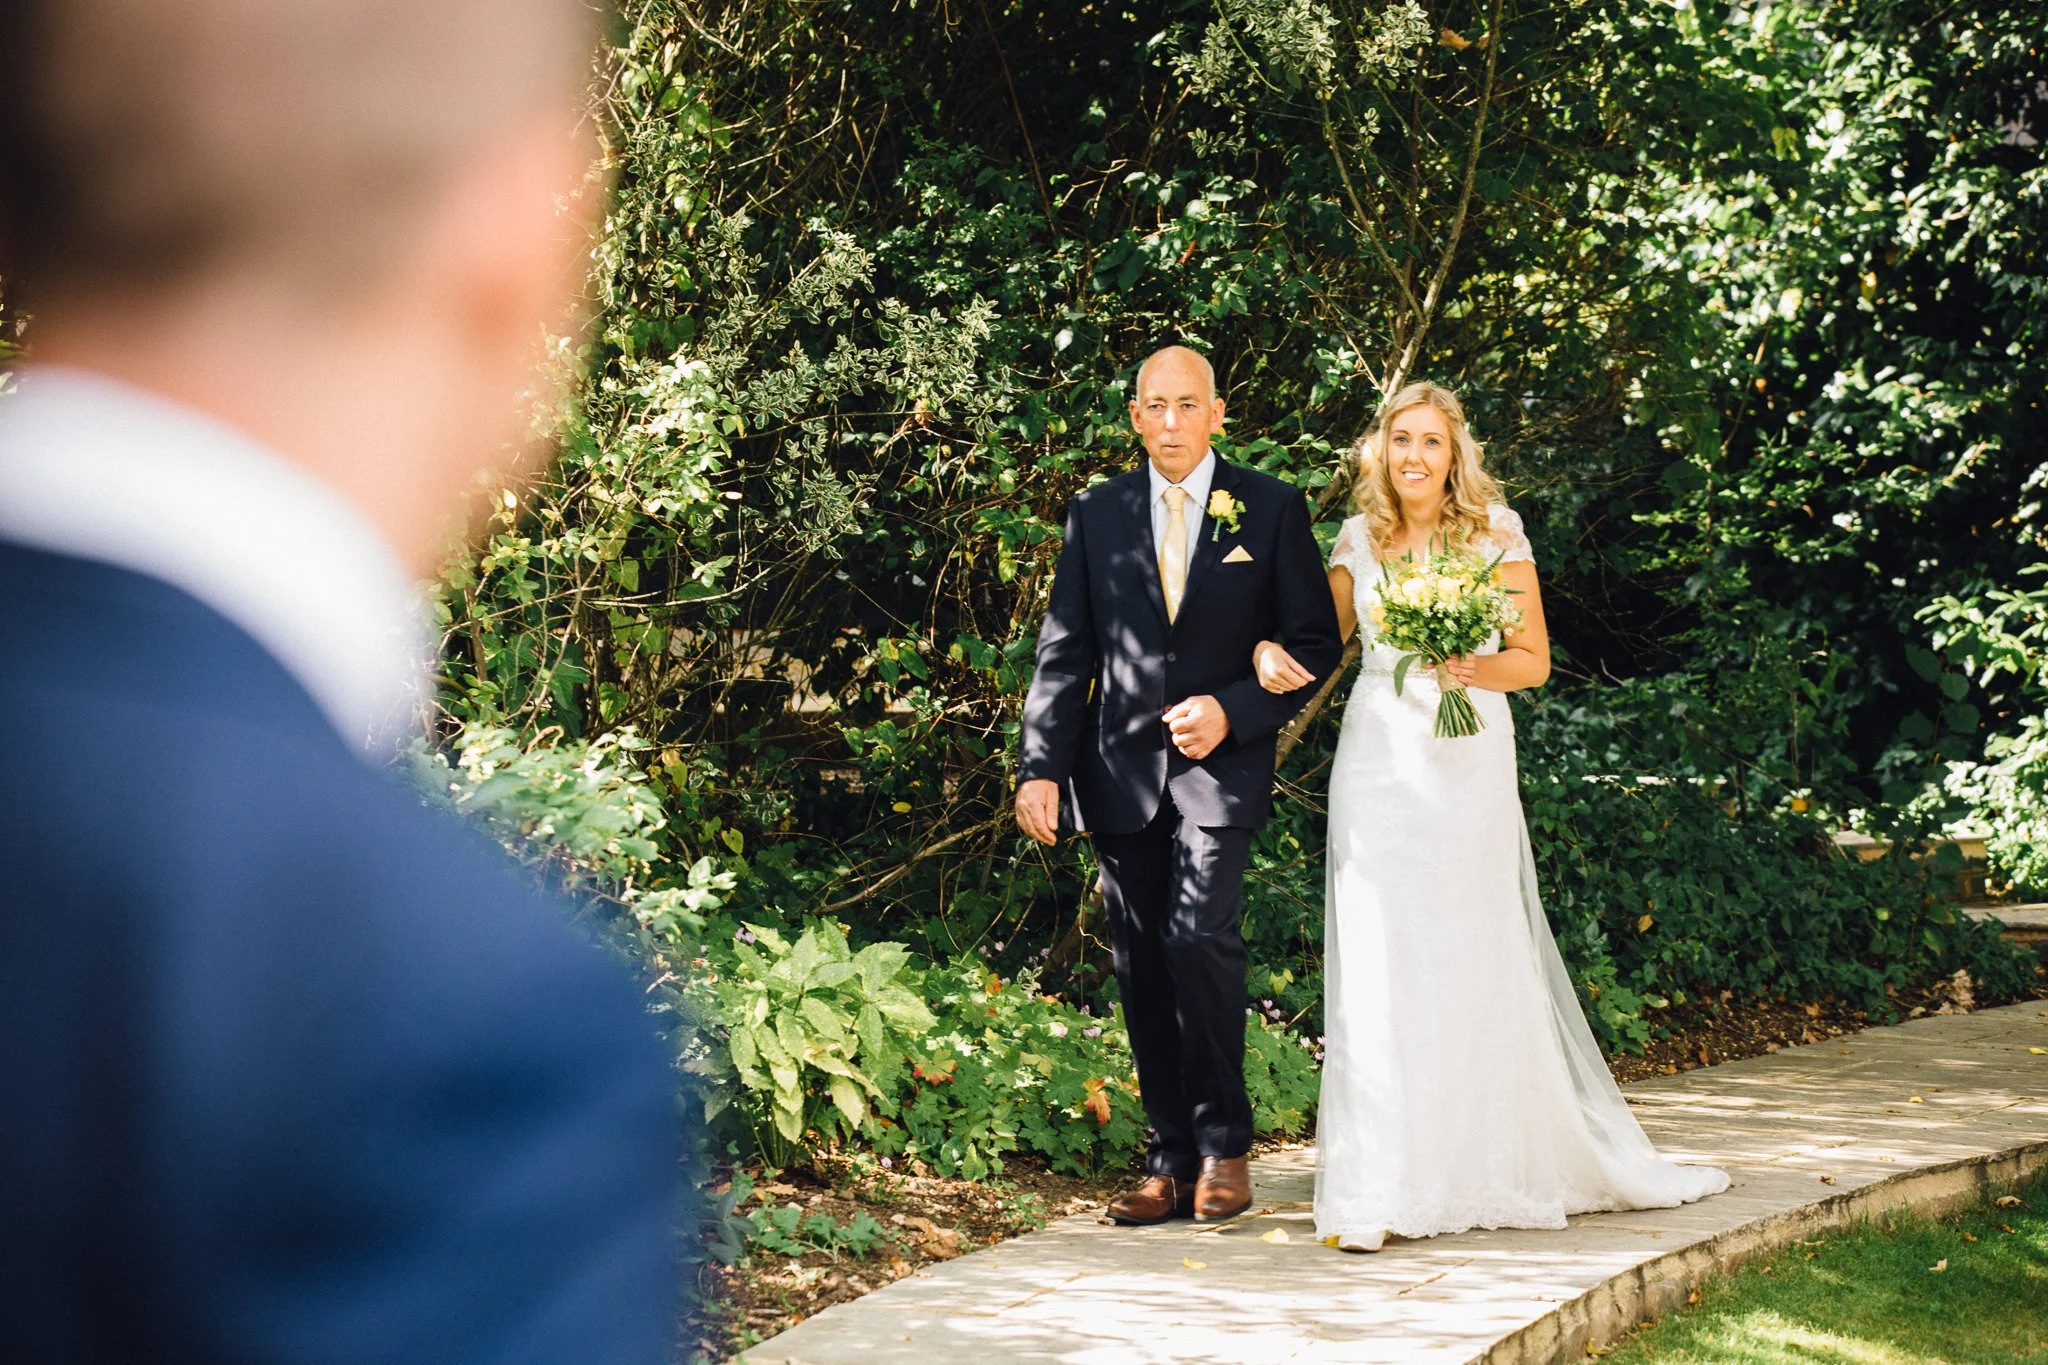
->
[[0, 542, 682, 1365]]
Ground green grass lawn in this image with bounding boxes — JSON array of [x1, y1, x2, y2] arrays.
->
[[1604, 1171, 2048, 1364]]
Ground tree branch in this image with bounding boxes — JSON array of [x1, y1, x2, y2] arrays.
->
[[1386, 0, 1504, 396], [813, 815, 1004, 916], [978, 0, 1058, 234], [1273, 636, 1359, 769]]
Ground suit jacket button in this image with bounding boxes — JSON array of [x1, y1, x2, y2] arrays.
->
[[1165, 651, 1177, 662]]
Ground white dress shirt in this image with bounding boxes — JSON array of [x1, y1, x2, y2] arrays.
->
[[1146, 447, 1215, 564], [0, 366, 432, 753]]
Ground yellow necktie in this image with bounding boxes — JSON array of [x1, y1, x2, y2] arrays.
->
[[1159, 485, 1189, 622]]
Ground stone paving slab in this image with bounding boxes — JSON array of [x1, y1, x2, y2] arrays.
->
[[742, 1003, 2048, 1364]]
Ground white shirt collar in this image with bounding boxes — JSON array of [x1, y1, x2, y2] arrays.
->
[[0, 366, 433, 755], [1146, 447, 1217, 511]]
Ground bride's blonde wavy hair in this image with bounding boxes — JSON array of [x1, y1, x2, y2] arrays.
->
[[1352, 381, 1502, 555]]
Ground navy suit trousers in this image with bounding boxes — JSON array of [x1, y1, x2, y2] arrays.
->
[[1092, 790, 1254, 1175]]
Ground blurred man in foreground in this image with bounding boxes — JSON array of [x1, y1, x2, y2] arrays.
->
[[0, 2, 683, 1361]]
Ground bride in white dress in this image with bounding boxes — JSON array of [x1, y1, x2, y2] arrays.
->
[[1253, 383, 1728, 1253]]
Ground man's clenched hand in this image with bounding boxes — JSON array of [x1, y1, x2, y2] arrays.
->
[[1163, 695, 1231, 761], [1015, 778, 1062, 845]]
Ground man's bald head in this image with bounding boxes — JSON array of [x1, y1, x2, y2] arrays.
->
[[1134, 345, 1217, 405], [1128, 344, 1225, 483], [0, 0, 599, 305]]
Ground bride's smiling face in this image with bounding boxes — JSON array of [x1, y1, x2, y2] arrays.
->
[[1384, 403, 1453, 508]]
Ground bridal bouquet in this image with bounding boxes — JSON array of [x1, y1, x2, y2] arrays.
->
[[1370, 545, 1523, 738]]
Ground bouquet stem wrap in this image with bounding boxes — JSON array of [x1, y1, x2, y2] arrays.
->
[[1433, 676, 1483, 738]]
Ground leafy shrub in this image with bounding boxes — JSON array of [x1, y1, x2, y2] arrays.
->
[[703, 921, 935, 1164], [406, 723, 667, 887], [694, 952, 1319, 1180], [1923, 578, 2048, 895], [744, 1203, 888, 1260], [1243, 1012, 1322, 1136], [1520, 681, 2036, 1053], [1944, 717, 2048, 895], [880, 962, 1147, 1180]]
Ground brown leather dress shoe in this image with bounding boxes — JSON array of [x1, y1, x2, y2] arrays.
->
[[1106, 1173, 1195, 1225], [1193, 1155, 1252, 1221]]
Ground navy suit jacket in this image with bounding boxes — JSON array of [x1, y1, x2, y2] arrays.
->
[[1018, 458, 1342, 833], [0, 543, 681, 1364]]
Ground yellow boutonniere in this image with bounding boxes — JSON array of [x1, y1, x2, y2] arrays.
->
[[1208, 488, 1243, 541]]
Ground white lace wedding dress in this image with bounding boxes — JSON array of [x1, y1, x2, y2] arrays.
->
[[1313, 504, 1728, 1245]]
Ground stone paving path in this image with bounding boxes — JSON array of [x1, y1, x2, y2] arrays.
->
[[742, 1001, 2048, 1365]]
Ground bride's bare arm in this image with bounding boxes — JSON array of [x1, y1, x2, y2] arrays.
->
[[1254, 566, 1356, 692], [1328, 565, 1357, 644], [1438, 560, 1549, 693]]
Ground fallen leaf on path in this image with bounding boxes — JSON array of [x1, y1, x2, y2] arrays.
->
[[1909, 1095, 1924, 1103], [1260, 1228, 1290, 1244], [2029, 1047, 2047, 1055], [1182, 1257, 1208, 1270], [1929, 1259, 1948, 1273], [891, 1213, 962, 1258], [1819, 1175, 1837, 1185]]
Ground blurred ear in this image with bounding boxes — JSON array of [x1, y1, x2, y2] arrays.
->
[[412, 114, 597, 371]]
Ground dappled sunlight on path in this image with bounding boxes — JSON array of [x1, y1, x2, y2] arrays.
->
[[743, 1003, 2048, 1363]]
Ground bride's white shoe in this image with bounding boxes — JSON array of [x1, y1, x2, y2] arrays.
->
[[1332, 1229, 1385, 1253]]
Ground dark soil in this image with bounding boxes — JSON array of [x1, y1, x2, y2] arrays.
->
[[691, 970, 2047, 1363]]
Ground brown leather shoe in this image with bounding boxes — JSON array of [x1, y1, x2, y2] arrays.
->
[[1193, 1155, 1252, 1221], [1106, 1174, 1195, 1225]]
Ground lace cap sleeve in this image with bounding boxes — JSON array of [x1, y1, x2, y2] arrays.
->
[[1486, 503, 1534, 565], [1329, 515, 1372, 576]]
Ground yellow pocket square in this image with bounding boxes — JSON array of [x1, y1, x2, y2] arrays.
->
[[1221, 545, 1254, 564]]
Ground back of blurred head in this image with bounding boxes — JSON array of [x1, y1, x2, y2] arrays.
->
[[0, 0, 603, 570]]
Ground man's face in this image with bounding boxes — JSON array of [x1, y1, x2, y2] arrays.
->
[[1129, 351, 1225, 480]]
